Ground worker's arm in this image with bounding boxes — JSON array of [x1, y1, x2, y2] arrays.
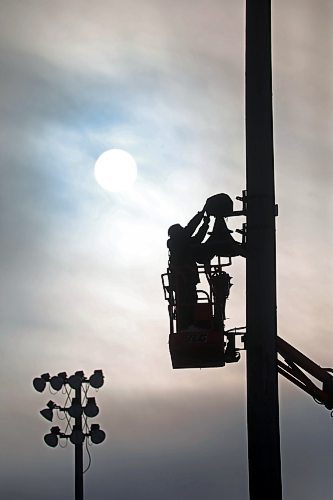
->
[[183, 210, 205, 237], [191, 216, 210, 243]]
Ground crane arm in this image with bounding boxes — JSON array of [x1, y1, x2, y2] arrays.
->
[[277, 336, 333, 410]]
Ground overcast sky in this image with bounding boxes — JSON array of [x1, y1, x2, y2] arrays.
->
[[0, 1, 332, 499]]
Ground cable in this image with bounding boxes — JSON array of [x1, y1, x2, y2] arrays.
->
[[62, 385, 73, 432], [82, 383, 89, 406], [83, 437, 92, 474], [59, 438, 68, 449], [64, 415, 72, 434], [56, 408, 66, 420], [64, 385, 72, 406], [83, 414, 89, 435]]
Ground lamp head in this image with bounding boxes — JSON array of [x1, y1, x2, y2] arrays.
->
[[90, 424, 106, 445], [44, 427, 60, 447], [40, 401, 56, 421], [32, 373, 50, 393], [84, 397, 99, 418], [68, 371, 84, 389], [68, 398, 83, 418], [89, 370, 104, 389], [40, 408, 53, 422], [70, 427, 85, 445], [50, 372, 66, 391]]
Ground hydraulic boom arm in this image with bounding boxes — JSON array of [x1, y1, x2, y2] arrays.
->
[[277, 336, 333, 410]]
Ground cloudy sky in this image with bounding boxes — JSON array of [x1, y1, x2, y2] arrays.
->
[[0, 0, 332, 498]]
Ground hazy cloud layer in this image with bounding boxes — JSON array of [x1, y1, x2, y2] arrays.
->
[[0, 0, 332, 498]]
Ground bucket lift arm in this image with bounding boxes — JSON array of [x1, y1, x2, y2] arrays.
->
[[277, 336, 333, 410]]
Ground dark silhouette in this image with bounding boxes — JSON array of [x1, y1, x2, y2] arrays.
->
[[167, 210, 210, 330], [196, 193, 245, 263], [167, 194, 245, 331], [195, 216, 245, 264]]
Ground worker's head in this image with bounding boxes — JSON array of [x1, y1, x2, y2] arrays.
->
[[168, 224, 184, 238]]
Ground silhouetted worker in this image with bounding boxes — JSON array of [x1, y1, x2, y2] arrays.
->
[[167, 194, 244, 331], [167, 210, 210, 330]]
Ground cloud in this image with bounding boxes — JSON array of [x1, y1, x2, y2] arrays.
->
[[0, 0, 332, 499]]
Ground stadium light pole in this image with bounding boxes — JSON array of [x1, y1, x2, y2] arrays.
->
[[245, 1, 282, 498], [74, 383, 84, 500], [33, 370, 106, 500]]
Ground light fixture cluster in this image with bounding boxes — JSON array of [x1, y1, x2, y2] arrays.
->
[[44, 423, 106, 447], [33, 370, 104, 393], [33, 370, 106, 448]]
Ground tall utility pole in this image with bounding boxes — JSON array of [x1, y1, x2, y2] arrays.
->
[[75, 385, 84, 500], [245, 1, 282, 499]]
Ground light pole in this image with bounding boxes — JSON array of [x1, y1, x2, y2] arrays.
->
[[245, 0, 282, 498], [33, 370, 106, 500], [74, 383, 84, 500]]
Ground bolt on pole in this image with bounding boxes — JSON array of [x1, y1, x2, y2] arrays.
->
[[245, 0, 282, 498]]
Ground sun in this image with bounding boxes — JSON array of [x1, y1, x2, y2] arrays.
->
[[94, 149, 137, 192]]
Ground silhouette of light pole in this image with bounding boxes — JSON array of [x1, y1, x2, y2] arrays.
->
[[33, 370, 106, 500], [245, 0, 282, 498]]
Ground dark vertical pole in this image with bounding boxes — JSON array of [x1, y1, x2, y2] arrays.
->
[[245, 1, 282, 499], [75, 387, 84, 500]]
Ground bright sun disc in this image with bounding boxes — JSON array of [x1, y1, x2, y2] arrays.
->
[[94, 149, 137, 192]]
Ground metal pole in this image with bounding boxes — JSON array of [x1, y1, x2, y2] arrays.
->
[[245, 1, 282, 499], [75, 386, 84, 500]]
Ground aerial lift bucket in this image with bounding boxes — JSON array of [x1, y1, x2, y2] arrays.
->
[[169, 302, 225, 369]]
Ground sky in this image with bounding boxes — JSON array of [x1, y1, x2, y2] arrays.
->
[[0, 0, 332, 498]]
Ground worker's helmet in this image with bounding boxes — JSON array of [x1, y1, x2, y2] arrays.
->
[[168, 224, 184, 237]]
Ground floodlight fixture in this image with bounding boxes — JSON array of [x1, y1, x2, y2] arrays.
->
[[33, 373, 50, 393], [50, 373, 65, 391], [70, 428, 85, 445], [68, 398, 83, 418], [33, 377, 46, 393], [40, 401, 57, 421], [90, 424, 106, 445], [40, 408, 54, 421], [44, 426, 60, 448], [68, 371, 83, 390], [89, 369, 104, 389], [84, 397, 99, 418]]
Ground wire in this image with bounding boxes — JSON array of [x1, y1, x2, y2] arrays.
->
[[64, 415, 72, 434], [83, 414, 89, 435], [62, 385, 73, 432], [56, 409, 66, 420], [59, 438, 68, 449], [82, 384, 89, 406], [64, 385, 72, 406], [83, 437, 92, 474]]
